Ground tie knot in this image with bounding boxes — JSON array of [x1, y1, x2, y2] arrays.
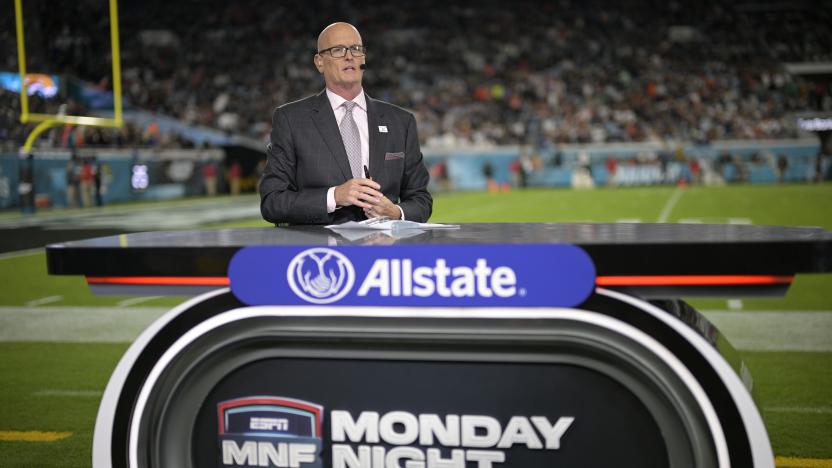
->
[[342, 101, 356, 113]]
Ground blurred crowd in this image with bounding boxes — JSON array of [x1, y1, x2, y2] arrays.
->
[[0, 92, 196, 152], [1, 0, 831, 149]]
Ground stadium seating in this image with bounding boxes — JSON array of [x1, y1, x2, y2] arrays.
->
[[1, 0, 830, 150]]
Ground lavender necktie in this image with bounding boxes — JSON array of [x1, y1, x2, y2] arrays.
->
[[339, 101, 362, 179]]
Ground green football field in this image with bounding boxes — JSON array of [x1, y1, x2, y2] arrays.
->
[[0, 183, 830, 467]]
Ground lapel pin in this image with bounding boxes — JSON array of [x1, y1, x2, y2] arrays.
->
[[378, 126, 388, 133]]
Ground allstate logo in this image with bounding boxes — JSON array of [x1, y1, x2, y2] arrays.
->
[[287, 248, 355, 304]]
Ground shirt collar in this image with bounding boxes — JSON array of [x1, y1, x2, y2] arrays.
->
[[326, 88, 367, 113]]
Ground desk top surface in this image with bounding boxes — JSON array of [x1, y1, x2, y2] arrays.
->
[[46, 223, 832, 277], [47, 222, 832, 246]]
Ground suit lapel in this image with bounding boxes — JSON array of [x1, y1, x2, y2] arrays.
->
[[311, 90, 352, 181], [366, 95, 387, 184]]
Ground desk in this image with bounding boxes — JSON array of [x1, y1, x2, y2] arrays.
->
[[47, 223, 832, 468]]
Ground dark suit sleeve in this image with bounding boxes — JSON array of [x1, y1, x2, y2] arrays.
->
[[259, 107, 329, 224], [398, 114, 433, 222]]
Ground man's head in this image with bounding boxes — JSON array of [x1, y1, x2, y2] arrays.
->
[[314, 22, 365, 96]]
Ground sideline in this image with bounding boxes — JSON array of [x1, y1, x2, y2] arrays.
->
[[33, 389, 102, 398], [703, 310, 832, 352], [1, 307, 830, 350], [0, 306, 168, 342], [765, 406, 832, 415]]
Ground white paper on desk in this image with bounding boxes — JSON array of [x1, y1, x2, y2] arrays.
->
[[326, 219, 459, 231], [331, 227, 428, 242]]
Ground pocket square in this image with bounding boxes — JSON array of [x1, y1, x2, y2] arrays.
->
[[385, 152, 405, 160]]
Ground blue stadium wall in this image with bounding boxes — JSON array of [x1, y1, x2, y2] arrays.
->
[[424, 139, 826, 191], [0, 149, 224, 209], [0, 139, 827, 209]]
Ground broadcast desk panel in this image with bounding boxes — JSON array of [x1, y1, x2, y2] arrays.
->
[[45, 223, 832, 468]]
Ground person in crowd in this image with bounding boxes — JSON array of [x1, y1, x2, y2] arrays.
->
[[202, 161, 217, 196], [65, 153, 80, 208], [229, 161, 242, 196], [259, 22, 432, 225], [777, 154, 789, 183], [93, 157, 103, 206], [19, 154, 35, 214], [606, 157, 618, 187], [79, 157, 94, 207], [482, 161, 497, 192]]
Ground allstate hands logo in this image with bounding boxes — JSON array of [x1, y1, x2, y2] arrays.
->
[[287, 248, 355, 304]]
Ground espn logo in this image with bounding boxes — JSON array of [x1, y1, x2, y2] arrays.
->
[[250, 417, 289, 432]]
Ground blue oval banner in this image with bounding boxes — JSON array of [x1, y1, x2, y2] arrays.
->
[[229, 244, 595, 307]]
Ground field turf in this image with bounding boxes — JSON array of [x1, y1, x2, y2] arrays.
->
[[0, 183, 830, 467]]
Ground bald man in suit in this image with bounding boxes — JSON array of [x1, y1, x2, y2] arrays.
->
[[260, 22, 432, 225]]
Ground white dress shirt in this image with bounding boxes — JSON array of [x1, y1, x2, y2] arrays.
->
[[325, 88, 405, 220]]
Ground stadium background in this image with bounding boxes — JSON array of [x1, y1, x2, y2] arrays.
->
[[0, 0, 830, 467]]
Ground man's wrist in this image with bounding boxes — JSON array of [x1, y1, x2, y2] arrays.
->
[[396, 205, 405, 220], [326, 187, 337, 213]]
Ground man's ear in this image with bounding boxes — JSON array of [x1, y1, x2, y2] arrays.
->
[[313, 54, 323, 73]]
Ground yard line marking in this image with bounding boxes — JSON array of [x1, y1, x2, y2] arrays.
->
[[657, 187, 684, 223], [616, 218, 642, 223], [728, 218, 752, 224], [727, 299, 744, 310], [0, 431, 72, 442], [0, 306, 169, 313], [0, 248, 43, 260], [765, 406, 832, 415], [33, 389, 102, 398], [117, 296, 163, 307], [701, 310, 832, 313], [679, 218, 703, 224], [776, 456, 832, 467], [25, 295, 63, 307]]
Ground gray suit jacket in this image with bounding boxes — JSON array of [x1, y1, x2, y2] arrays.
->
[[260, 90, 432, 225]]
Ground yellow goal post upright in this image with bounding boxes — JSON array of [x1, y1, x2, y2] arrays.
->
[[14, 0, 124, 154]]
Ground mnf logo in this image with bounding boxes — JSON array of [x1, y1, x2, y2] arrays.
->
[[216, 400, 575, 468], [229, 244, 595, 307], [218, 396, 323, 468]]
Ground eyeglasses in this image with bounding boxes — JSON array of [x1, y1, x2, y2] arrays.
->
[[317, 44, 367, 58]]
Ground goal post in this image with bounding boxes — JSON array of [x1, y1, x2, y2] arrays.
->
[[13, 0, 124, 153]]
